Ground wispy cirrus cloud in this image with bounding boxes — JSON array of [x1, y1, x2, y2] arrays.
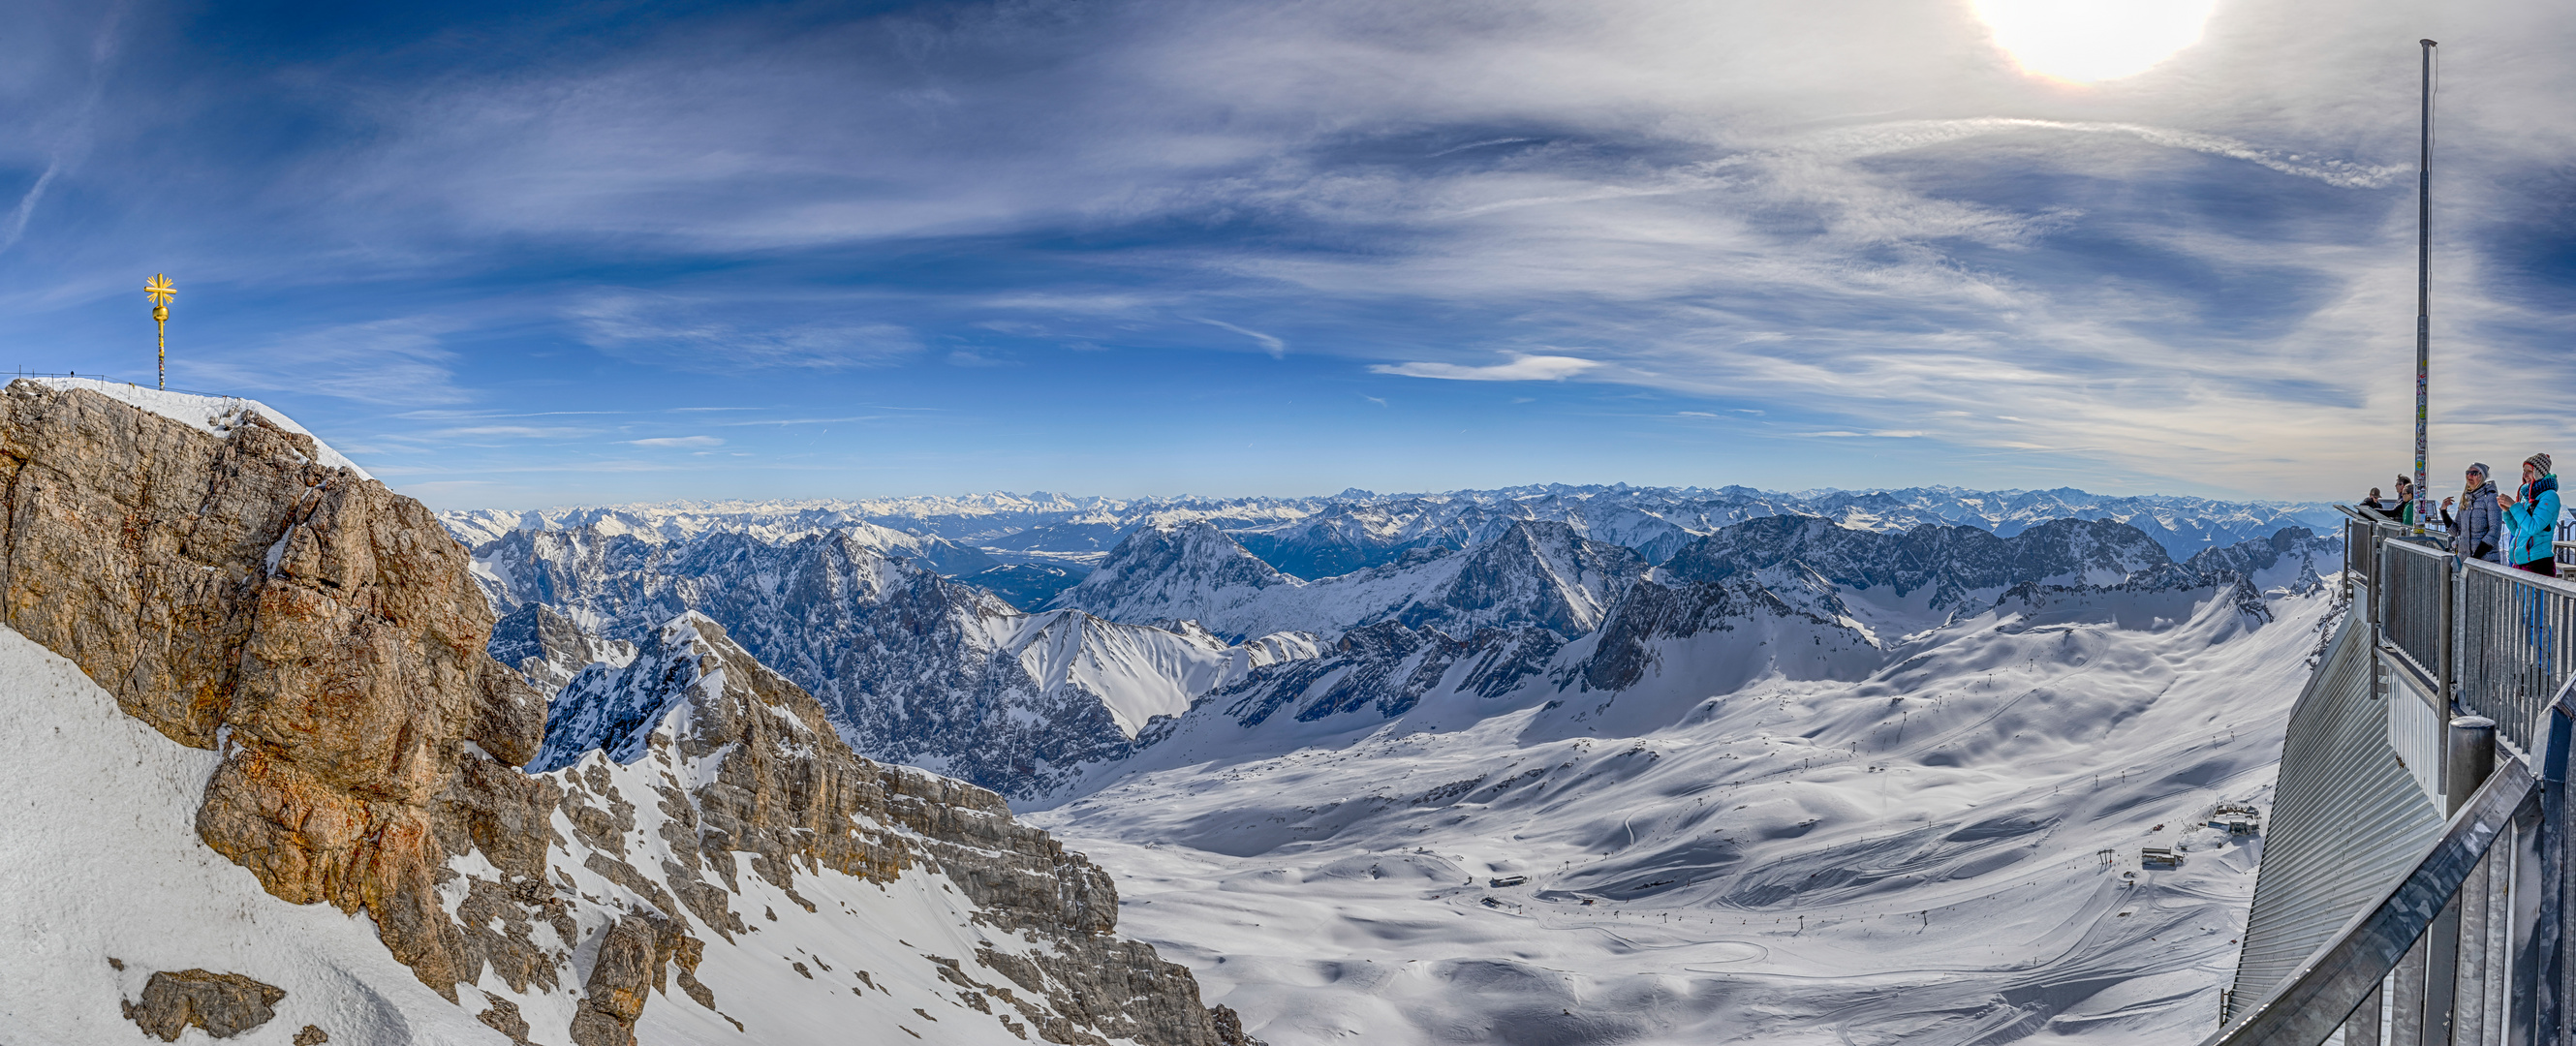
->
[[1373, 354, 1600, 382], [183, 319, 472, 406], [1195, 318, 1287, 357], [571, 292, 920, 371]]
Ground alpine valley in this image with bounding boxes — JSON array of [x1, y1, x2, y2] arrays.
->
[[0, 378, 2347, 1046], [439, 476, 2343, 1042]]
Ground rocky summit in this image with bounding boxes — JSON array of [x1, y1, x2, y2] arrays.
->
[[0, 380, 1253, 1046]]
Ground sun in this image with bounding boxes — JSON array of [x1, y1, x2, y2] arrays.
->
[[1970, 0, 2220, 83]]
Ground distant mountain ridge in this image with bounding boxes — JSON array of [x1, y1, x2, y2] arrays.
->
[[1049, 519, 1646, 642], [439, 484, 2341, 572]]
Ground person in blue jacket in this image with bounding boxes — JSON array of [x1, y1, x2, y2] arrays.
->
[[2498, 452, 2561, 576]]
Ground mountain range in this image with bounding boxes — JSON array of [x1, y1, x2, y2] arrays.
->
[[459, 479, 2342, 812], [439, 485, 2340, 584]]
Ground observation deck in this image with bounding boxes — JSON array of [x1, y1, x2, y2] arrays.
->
[[2214, 510, 2576, 1046]]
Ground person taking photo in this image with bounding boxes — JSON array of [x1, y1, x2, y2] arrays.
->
[[2498, 454, 2562, 576]]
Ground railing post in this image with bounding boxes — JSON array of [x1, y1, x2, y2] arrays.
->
[[2376, 527, 2390, 631], [2436, 717, 2498, 1044], [2512, 700, 2571, 1045], [2444, 553, 2460, 711], [2351, 984, 2387, 1046]]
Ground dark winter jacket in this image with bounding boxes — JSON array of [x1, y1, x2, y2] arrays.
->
[[2448, 480, 2503, 562]]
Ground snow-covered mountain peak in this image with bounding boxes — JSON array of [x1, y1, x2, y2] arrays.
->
[[1047, 521, 1299, 631], [1407, 519, 1645, 638]]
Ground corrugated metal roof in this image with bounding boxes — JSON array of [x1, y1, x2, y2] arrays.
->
[[2228, 613, 2446, 1017]]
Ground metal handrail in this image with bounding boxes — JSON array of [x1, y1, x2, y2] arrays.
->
[[2206, 756, 2539, 1046], [2456, 557, 2576, 755]]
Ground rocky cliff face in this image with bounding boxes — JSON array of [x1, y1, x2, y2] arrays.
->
[[0, 380, 547, 999], [524, 612, 1257, 1045], [0, 381, 1251, 1046]]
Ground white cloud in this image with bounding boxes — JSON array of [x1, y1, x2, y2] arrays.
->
[[428, 425, 598, 440], [1371, 354, 1600, 382], [626, 436, 725, 447], [1195, 318, 1287, 357]]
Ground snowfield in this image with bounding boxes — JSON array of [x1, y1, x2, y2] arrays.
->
[[0, 624, 501, 1045], [1025, 581, 2342, 1044]]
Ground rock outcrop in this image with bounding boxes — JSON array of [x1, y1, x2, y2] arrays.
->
[[0, 380, 545, 998], [0, 381, 1251, 1045], [122, 969, 286, 1041]]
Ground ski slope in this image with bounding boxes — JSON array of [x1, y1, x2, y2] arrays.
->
[[1028, 581, 2341, 1044]]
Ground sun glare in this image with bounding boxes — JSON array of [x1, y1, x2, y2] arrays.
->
[[1971, 0, 2220, 83]]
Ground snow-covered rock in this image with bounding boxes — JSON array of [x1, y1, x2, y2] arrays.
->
[[1658, 515, 2174, 633], [470, 525, 1319, 798], [488, 601, 637, 696], [1046, 522, 1300, 628], [0, 381, 1251, 1046], [515, 609, 1257, 1044], [23, 376, 376, 478]]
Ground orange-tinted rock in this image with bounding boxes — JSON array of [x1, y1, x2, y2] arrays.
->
[[0, 382, 544, 999]]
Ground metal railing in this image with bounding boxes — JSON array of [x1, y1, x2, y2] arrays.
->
[[2385, 538, 2452, 690], [2337, 507, 2575, 752], [2458, 560, 2576, 756], [2213, 508, 2576, 1046]]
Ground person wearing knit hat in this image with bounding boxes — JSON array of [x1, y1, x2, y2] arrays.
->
[[2444, 463, 2504, 563], [2498, 453, 2562, 575]]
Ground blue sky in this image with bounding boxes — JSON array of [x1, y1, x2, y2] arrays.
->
[[4, 0, 2571, 508]]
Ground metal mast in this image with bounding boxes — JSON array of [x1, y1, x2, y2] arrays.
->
[[2414, 39, 2436, 526]]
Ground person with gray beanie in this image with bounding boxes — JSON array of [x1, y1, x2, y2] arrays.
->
[[2498, 452, 2562, 575], [2444, 463, 2504, 563]]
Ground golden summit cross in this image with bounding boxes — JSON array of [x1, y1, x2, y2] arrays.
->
[[144, 273, 173, 390]]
